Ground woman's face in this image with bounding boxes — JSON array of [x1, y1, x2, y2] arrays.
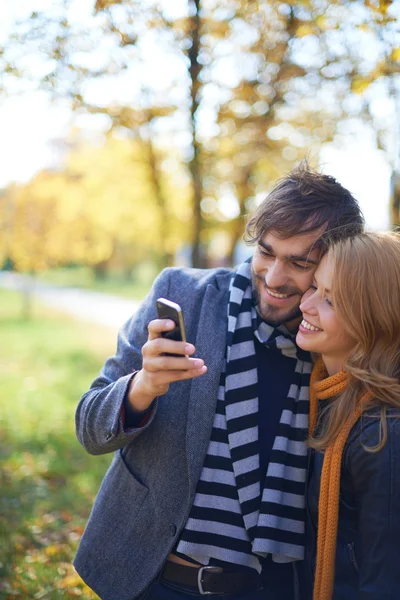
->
[[296, 254, 356, 375]]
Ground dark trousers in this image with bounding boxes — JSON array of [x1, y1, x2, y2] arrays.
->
[[139, 579, 271, 599], [137, 557, 301, 600]]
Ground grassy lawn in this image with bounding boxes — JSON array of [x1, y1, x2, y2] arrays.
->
[[36, 264, 157, 300], [0, 290, 117, 598]]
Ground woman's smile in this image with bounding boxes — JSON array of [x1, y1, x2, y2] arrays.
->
[[299, 318, 322, 333]]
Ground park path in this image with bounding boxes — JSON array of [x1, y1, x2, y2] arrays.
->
[[0, 272, 141, 333]]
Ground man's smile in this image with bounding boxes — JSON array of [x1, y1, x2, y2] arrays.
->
[[265, 287, 297, 301]]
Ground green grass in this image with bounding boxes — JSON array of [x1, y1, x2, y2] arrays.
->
[[0, 290, 117, 598], [36, 263, 157, 300]]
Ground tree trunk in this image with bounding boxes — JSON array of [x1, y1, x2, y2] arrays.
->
[[144, 134, 172, 270], [93, 260, 109, 280], [226, 169, 252, 265], [21, 274, 34, 320], [226, 216, 246, 266], [390, 171, 400, 229], [188, 0, 205, 268]]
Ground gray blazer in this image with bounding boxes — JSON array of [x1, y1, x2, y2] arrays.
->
[[74, 266, 232, 600]]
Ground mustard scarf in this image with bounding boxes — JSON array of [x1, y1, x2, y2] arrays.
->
[[309, 359, 372, 600]]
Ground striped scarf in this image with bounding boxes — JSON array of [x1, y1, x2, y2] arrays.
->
[[177, 260, 312, 572]]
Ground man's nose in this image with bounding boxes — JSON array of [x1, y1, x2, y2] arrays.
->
[[264, 260, 287, 289]]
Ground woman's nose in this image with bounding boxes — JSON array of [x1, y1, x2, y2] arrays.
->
[[299, 288, 318, 314]]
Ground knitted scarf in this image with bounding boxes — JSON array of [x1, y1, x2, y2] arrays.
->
[[177, 259, 312, 571], [310, 359, 373, 600]]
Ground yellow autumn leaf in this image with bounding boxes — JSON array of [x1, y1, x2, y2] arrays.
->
[[351, 76, 371, 94], [59, 574, 84, 588], [278, 64, 307, 81], [44, 544, 65, 557], [391, 48, 400, 62], [296, 24, 315, 38], [370, 61, 386, 80], [378, 0, 393, 14], [172, 18, 189, 33], [209, 20, 230, 38], [315, 16, 329, 31]]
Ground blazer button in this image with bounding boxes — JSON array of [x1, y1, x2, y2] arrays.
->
[[169, 524, 177, 536]]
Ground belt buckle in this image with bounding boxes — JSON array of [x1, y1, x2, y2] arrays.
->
[[197, 565, 223, 595]]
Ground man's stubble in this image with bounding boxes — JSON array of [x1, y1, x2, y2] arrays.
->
[[251, 272, 303, 329]]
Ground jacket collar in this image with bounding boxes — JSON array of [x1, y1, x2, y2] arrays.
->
[[185, 278, 229, 492]]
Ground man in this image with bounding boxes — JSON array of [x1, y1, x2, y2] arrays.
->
[[74, 163, 363, 600]]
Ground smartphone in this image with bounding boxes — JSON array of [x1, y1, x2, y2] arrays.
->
[[156, 298, 187, 353]]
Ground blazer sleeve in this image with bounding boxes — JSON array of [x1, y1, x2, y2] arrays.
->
[[346, 415, 400, 600], [75, 268, 174, 455]]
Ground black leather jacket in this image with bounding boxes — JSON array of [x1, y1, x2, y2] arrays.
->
[[303, 409, 400, 600]]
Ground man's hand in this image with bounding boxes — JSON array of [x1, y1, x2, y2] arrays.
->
[[127, 318, 207, 412]]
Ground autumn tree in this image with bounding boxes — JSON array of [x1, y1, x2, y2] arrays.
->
[[1, 0, 399, 267], [0, 134, 192, 283], [198, 0, 400, 260]]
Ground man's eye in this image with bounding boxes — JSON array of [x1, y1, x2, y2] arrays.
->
[[259, 248, 272, 257], [293, 262, 311, 271]]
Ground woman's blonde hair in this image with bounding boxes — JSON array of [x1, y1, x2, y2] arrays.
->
[[309, 231, 400, 452]]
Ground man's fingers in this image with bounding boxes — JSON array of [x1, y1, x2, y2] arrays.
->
[[144, 356, 205, 372], [147, 318, 176, 340], [142, 319, 205, 397], [143, 338, 195, 358], [179, 365, 207, 379], [144, 329, 195, 357], [151, 365, 208, 387]]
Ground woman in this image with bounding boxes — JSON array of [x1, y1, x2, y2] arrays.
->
[[296, 231, 400, 600]]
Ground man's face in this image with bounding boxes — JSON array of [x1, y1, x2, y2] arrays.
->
[[251, 229, 324, 332]]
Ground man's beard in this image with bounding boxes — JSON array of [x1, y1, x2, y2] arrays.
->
[[251, 276, 302, 328]]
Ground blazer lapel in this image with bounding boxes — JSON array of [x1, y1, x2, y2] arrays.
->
[[186, 280, 229, 493]]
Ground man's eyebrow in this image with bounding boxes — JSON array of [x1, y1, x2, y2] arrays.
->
[[258, 241, 273, 252], [258, 240, 319, 265]]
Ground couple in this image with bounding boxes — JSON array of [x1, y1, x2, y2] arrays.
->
[[74, 164, 400, 600]]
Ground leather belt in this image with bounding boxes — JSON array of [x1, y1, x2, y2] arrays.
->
[[162, 561, 262, 596]]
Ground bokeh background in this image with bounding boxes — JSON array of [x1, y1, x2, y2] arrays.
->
[[0, 0, 399, 597]]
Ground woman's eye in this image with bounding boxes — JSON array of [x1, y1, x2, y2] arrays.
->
[[325, 297, 333, 307]]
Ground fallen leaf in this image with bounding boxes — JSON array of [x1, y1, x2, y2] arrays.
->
[[58, 574, 83, 588], [44, 544, 65, 557]]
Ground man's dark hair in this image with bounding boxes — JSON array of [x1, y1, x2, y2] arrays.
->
[[245, 161, 364, 246]]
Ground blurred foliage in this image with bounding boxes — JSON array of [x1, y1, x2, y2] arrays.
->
[[0, 288, 115, 597], [0, 0, 399, 269], [0, 134, 192, 276], [390, 170, 400, 228]]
